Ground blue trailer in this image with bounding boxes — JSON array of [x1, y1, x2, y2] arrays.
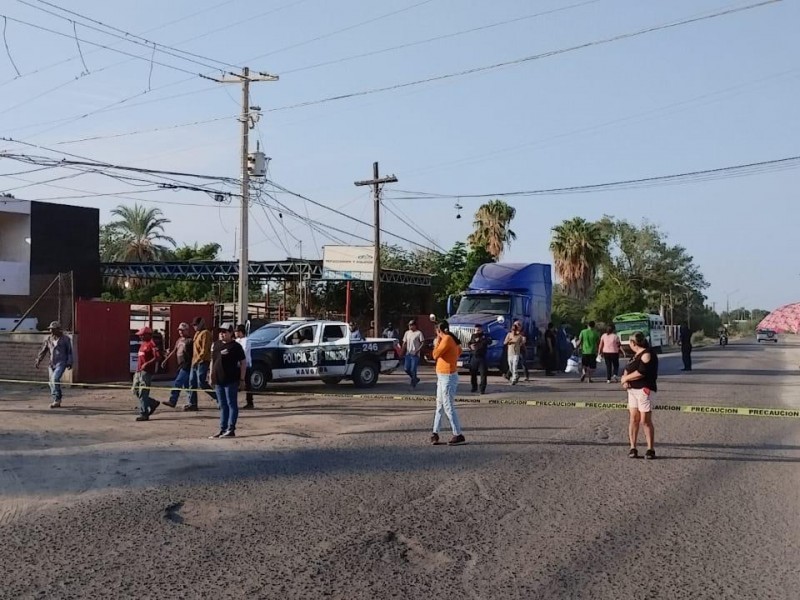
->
[[446, 263, 553, 373]]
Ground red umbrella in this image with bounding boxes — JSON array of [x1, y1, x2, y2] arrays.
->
[[756, 303, 800, 334]]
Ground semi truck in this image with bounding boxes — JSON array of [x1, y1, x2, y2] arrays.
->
[[445, 263, 553, 373]]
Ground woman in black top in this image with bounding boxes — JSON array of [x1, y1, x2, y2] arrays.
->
[[208, 325, 246, 439], [620, 332, 658, 459]]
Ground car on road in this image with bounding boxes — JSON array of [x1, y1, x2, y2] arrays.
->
[[248, 319, 400, 390], [756, 328, 778, 343]]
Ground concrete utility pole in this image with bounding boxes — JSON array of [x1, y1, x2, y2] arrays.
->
[[213, 67, 278, 325], [354, 162, 397, 337]]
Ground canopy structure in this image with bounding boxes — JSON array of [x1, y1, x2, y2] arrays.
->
[[756, 303, 800, 334]]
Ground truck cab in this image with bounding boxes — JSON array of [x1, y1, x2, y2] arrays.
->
[[445, 263, 552, 373]]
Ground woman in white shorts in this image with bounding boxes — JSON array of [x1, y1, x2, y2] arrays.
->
[[620, 332, 658, 459]]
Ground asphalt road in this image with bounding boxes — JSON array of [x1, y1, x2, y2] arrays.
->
[[1, 339, 799, 599]]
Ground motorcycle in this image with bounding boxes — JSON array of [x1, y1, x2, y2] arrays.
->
[[719, 333, 728, 347]]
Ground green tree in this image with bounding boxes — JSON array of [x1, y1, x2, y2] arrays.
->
[[102, 204, 176, 262], [549, 217, 608, 300], [467, 199, 517, 259]]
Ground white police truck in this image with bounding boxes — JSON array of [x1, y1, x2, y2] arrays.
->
[[248, 318, 400, 390]]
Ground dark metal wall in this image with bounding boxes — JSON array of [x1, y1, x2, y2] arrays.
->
[[30, 201, 100, 299]]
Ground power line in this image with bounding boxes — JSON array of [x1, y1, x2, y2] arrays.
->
[[52, 115, 237, 146], [384, 199, 442, 251], [0, 13, 205, 77], [267, 0, 781, 113], [19, 0, 240, 71], [386, 155, 800, 200], [281, 0, 602, 75]]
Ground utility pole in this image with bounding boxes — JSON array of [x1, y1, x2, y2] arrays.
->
[[212, 67, 278, 325], [354, 162, 397, 337]]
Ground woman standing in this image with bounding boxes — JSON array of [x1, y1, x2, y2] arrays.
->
[[209, 325, 247, 439], [621, 332, 658, 459], [598, 324, 622, 384], [504, 322, 524, 385], [431, 320, 466, 446]]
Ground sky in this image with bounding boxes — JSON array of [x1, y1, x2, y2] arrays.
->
[[0, 0, 798, 311]]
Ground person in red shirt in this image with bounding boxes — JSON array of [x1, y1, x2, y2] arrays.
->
[[133, 326, 161, 422]]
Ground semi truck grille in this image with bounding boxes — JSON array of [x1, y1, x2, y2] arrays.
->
[[449, 326, 474, 347]]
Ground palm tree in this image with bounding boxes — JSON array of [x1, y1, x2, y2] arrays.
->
[[103, 204, 176, 262], [549, 217, 607, 300], [467, 199, 517, 260]]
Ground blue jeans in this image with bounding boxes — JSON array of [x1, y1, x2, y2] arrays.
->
[[404, 354, 420, 382], [168, 367, 190, 405], [48, 364, 67, 402], [215, 382, 239, 432], [188, 362, 217, 407], [433, 373, 461, 435]]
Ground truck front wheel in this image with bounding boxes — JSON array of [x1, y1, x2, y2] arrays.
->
[[352, 360, 379, 388]]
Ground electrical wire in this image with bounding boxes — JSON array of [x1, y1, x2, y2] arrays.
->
[[52, 115, 237, 146], [384, 199, 443, 251], [267, 0, 782, 113], [281, 0, 602, 75], [386, 155, 800, 200], [20, 0, 241, 71]]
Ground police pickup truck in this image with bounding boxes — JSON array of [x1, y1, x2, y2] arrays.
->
[[248, 318, 400, 390]]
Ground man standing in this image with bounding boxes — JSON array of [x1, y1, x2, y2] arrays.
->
[[185, 316, 216, 411], [348, 321, 364, 341], [401, 319, 425, 388], [34, 321, 73, 408], [133, 326, 161, 422], [578, 320, 601, 383], [382, 322, 400, 340], [543, 322, 558, 376], [235, 324, 254, 409], [679, 322, 693, 371], [468, 323, 490, 394], [209, 325, 247, 439], [161, 322, 193, 408]]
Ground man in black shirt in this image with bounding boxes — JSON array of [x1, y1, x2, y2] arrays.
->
[[209, 325, 246, 439], [679, 323, 692, 371], [468, 324, 490, 394]]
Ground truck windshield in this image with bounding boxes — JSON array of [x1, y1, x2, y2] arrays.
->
[[614, 320, 649, 333], [456, 295, 510, 316], [249, 324, 290, 345]]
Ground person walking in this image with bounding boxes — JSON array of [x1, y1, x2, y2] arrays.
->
[[598, 325, 622, 383], [542, 322, 558, 376], [621, 332, 659, 459], [34, 321, 73, 408], [133, 326, 161, 422], [578, 321, 601, 383], [430, 320, 465, 445], [514, 320, 531, 381], [468, 323, 490, 394], [160, 322, 193, 408], [504, 322, 524, 385], [209, 325, 247, 439], [679, 322, 693, 371], [185, 316, 217, 411], [401, 319, 425, 388], [235, 324, 254, 409]]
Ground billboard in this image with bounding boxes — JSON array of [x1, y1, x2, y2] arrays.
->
[[322, 245, 374, 281]]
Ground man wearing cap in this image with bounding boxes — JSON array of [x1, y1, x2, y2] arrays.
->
[[234, 324, 254, 409], [186, 316, 217, 411], [382, 322, 399, 341], [133, 326, 161, 421], [160, 322, 193, 408], [401, 319, 425, 388], [34, 321, 73, 408]]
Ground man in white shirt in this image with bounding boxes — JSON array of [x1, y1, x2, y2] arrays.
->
[[349, 321, 364, 341], [401, 319, 426, 388], [235, 325, 254, 409]]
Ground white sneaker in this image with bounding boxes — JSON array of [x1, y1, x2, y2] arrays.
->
[[606, 379, 611, 384], [50, 402, 61, 409]]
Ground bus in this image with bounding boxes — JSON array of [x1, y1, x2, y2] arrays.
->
[[613, 312, 668, 354]]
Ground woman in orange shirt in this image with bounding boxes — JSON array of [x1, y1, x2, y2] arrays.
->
[[431, 320, 466, 445]]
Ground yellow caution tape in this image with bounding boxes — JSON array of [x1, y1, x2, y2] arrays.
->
[[0, 378, 798, 417]]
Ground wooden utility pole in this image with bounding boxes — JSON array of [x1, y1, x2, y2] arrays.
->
[[211, 67, 278, 325], [354, 162, 397, 337]]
